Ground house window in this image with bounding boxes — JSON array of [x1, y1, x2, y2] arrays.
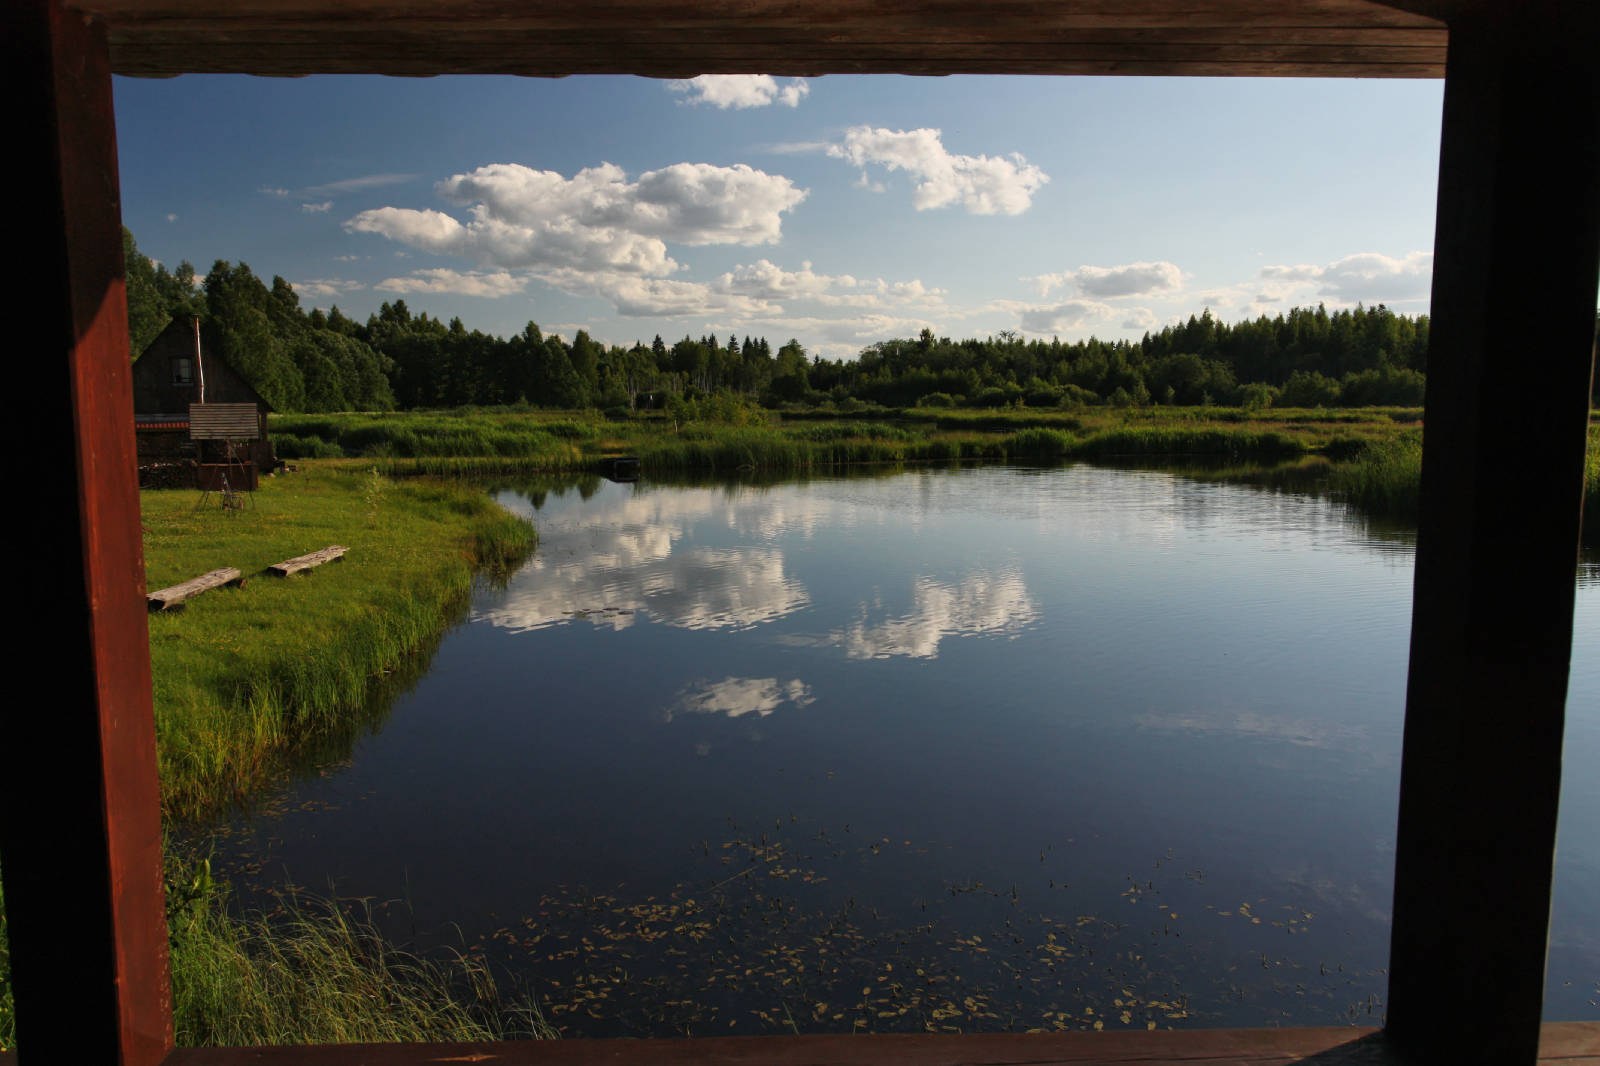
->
[[172, 356, 194, 385]]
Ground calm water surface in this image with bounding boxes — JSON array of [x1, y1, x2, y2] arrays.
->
[[209, 463, 1600, 1034]]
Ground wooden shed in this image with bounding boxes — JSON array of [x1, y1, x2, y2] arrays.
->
[[8, 2, 1599, 1066], [130, 316, 273, 487]]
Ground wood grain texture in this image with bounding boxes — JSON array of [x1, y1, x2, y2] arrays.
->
[[1, 3, 173, 1064], [66, 0, 1448, 77], [147, 566, 244, 610], [1385, 7, 1600, 1066], [143, 1022, 1600, 1065], [266, 545, 347, 576], [0, 1023, 1593, 1064]]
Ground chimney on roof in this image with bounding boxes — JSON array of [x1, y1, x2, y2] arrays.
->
[[193, 315, 205, 403]]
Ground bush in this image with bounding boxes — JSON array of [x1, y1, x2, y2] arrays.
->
[[919, 392, 956, 408], [1281, 370, 1342, 408], [274, 433, 345, 459], [1058, 384, 1099, 408], [1238, 382, 1280, 411]]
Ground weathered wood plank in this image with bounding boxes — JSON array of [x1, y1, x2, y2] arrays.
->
[[1, 3, 174, 1064], [267, 544, 348, 577], [146, 566, 244, 610], [143, 1022, 1600, 1066], [1386, 7, 1600, 1066], [75, 0, 1448, 77]]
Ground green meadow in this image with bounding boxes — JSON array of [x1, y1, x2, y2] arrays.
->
[[273, 402, 1421, 477], [143, 466, 534, 819], [0, 469, 545, 1052]]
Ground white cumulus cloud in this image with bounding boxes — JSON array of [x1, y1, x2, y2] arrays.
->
[[302, 173, 418, 197], [292, 278, 363, 299], [828, 126, 1048, 215], [670, 75, 810, 109], [708, 259, 945, 311], [1030, 261, 1185, 299], [346, 161, 806, 276], [373, 269, 527, 298], [1260, 251, 1433, 304], [1004, 299, 1115, 334], [301, 201, 334, 213]]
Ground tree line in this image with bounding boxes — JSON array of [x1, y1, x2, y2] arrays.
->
[[126, 228, 1481, 414]]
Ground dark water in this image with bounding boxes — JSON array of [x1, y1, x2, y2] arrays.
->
[[206, 463, 1600, 1034]]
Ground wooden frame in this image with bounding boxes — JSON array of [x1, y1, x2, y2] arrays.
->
[[5, 1, 1599, 1064]]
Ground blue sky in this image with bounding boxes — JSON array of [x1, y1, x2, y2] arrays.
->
[[114, 73, 1444, 358]]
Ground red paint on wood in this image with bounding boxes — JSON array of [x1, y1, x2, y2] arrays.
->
[[3, 2, 172, 1064]]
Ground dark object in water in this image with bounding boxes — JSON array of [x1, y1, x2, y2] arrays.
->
[[598, 456, 641, 482]]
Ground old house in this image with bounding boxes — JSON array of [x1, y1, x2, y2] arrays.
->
[[130, 315, 273, 486]]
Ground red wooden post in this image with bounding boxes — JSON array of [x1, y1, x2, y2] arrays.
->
[[2, 2, 173, 1063], [1385, 5, 1600, 1063]]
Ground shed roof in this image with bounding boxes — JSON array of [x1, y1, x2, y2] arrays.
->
[[84, 0, 1450, 79]]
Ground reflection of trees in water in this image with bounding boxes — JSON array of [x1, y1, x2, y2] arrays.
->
[[492, 820, 1386, 1038]]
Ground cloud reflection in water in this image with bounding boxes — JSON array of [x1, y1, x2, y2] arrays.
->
[[474, 489, 813, 633], [830, 568, 1039, 659], [668, 676, 816, 720]]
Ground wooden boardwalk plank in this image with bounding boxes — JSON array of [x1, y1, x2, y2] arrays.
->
[[147, 567, 243, 610], [106, 1023, 1600, 1066], [266, 545, 347, 577]]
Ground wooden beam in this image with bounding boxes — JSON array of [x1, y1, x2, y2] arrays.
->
[[158, 1027, 1409, 1065], [0, 2, 173, 1064], [147, 567, 245, 610], [72, 0, 1447, 78], [139, 1022, 1600, 1065], [1386, 7, 1600, 1065], [266, 545, 347, 577]]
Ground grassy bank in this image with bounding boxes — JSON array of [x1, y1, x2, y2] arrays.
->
[[144, 466, 534, 820], [275, 404, 1414, 478], [276, 407, 1600, 544], [163, 851, 554, 1045], [0, 852, 550, 1052], [0, 469, 543, 1053], [1325, 425, 1600, 538]]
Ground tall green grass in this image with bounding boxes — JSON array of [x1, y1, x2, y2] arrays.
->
[[273, 410, 590, 464], [272, 406, 1407, 479], [1586, 426, 1600, 538], [144, 468, 535, 819], [0, 853, 552, 1054], [1327, 432, 1423, 519], [1068, 427, 1308, 461], [166, 870, 555, 1045], [0, 869, 11, 1054], [1327, 427, 1600, 546]]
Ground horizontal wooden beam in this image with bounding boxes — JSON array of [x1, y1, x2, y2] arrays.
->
[[0, 1023, 1537, 1065], [72, 0, 1447, 77]]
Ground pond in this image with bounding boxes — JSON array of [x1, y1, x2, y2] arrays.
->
[[205, 462, 1600, 1035]]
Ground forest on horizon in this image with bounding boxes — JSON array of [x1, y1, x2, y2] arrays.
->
[[125, 228, 1455, 416]]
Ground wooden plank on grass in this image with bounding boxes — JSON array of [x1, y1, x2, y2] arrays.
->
[[146, 567, 244, 611], [267, 545, 348, 577]]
